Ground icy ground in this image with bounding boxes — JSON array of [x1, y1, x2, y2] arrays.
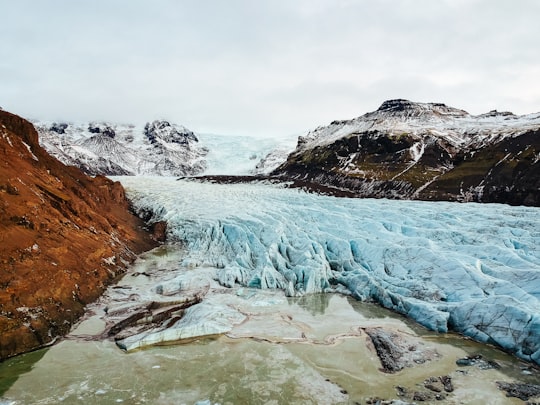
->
[[196, 133, 296, 175], [116, 176, 540, 364]]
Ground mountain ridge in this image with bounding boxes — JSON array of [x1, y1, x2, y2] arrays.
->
[[35, 119, 209, 177], [29, 99, 540, 206], [274, 99, 540, 206]]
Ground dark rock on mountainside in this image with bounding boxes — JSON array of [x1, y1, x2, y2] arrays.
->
[[273, 99, 540, 206], [0, 110, 158, 360], [50, 122, 68, 134], [144, 120, 198, 145], [88, 122, 116, 138]]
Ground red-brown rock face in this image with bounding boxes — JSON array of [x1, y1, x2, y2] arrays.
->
[[0, 110, 157, 360]]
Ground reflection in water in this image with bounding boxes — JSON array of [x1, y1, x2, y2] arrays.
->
[[0, 348, 48, 396], [288, 293, 331, 316]]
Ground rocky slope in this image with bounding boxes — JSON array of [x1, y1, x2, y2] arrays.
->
[[0, 110, 158, 360], [36, 120, 208, 176], [273, 99, 540, 206]]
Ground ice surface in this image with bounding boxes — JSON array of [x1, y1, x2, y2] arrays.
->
[[116, 301, 247, 351], [116, 176, 540, 364], [197, 133, 296, 175]]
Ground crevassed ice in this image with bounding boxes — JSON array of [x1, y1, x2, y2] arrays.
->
[[116, 176, 540, 364]]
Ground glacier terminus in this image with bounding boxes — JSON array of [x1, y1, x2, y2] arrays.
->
[[117, 176, 540, 365]]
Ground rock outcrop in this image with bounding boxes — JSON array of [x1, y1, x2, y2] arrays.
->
[[0, 110, 157, 360], [273, 99, 540, 206]]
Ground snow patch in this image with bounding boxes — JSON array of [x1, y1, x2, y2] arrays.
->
[[22, 141, 38, 161], [1, 132, 13, 147], [410, 141, 424, 162]]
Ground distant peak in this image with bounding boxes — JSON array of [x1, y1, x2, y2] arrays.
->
[[374, 99, 469, 119], [144, 120, 198, 145], [477, 110, 515, 119], [88, 122, 116, 138], [377, 99, 418, 112]]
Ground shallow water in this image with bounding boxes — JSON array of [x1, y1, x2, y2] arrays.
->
[[1, 246, 538, 405]]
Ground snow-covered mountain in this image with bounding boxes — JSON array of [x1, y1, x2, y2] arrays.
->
[[35, 120, 209, 176], [36, 120, 296, 177], [294, 99, 540, 151], [34, 99, 540, 205], [274, 99, 540, 206]]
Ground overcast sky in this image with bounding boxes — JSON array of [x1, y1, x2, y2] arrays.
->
[[2, 0, 540, 137]]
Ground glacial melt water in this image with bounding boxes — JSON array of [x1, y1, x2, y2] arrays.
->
[[120, 177, 540, 364], [2, 177, 539, 405]]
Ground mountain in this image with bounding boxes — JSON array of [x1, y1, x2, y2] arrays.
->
[[0, 110, 157, 360], [273, 99, 540, 206], [36, 120, 209, 176], [37, 119, 297, 177]]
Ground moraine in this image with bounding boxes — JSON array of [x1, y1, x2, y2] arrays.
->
[[1, 177, 539, 404]]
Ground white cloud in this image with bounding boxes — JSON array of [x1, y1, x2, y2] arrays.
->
[[1, 0, 539, 136]]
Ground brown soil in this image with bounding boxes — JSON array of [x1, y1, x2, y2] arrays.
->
[[0, 110, 158, 360]]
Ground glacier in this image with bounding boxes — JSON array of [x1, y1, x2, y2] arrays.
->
[[197, 133, 296, 175], [116, 176, 540, 364]]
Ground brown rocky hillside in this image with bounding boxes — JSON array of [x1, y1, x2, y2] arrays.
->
[[0, 110, 157, 360]]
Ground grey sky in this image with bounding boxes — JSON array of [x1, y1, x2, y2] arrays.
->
[[2, 0, 539, 137]]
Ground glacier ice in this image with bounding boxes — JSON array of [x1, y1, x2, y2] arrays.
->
[[116, 301, 247, 352], [196, 133, 296, 175], [116, 176, 540, 364]]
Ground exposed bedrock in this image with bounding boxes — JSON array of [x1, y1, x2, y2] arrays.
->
[[0, 110, 158, 360]]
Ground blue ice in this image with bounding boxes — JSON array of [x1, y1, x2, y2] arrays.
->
[[116, 176, 540, 364]]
